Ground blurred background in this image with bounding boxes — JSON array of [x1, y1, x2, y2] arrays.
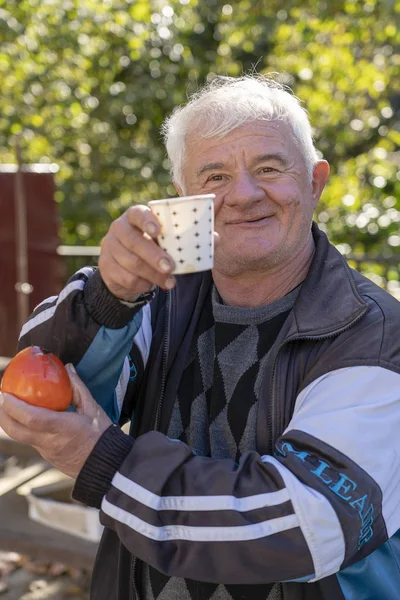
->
[[0, 0, 399, 598], [1, 0, 400, 255]]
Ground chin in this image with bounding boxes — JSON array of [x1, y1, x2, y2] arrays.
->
[[214, 249, 280, 277], [224, 239, 277, 259]]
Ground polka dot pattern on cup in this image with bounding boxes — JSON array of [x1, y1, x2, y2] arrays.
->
[[149, 195, 215, 275]]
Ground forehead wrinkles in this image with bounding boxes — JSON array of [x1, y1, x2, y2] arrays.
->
[[187, 123, 292, 163]]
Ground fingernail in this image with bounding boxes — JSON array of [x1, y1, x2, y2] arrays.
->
[[66, 363, 76, 374], [159, 258, 172, 273], [146, 222, 157, 236], [165, 276, 176, 289]]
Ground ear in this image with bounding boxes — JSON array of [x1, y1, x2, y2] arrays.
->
[[173, 181, 184, 197], [311, 160, 330, 206]]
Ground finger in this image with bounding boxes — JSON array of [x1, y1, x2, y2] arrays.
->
[[65, 366, 112, 433], [65, 364, 92, 413], [213, 231, 220, 249], [0, 392, 61, 433], [99, 253, 175, 301], [99, 252, 153, 297], [66, 364, 102, 418], [105, 237, 176, 289], [125, 205, 161, 238], [108, 218, 175, 274], [0, 404, 50, 446]]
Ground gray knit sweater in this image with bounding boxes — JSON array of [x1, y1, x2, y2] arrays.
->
[[141, 285, 300, 600]]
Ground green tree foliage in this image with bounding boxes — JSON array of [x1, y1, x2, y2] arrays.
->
[[0, 0, 399, 259]]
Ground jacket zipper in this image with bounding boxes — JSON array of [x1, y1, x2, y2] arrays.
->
[[155, 289, 171, 431], [131, 291, 171, 600], [267, 307, 369, 455], [130, 557, 139, 600]]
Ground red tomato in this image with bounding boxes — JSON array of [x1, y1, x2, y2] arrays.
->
[[1, 346, 72, 411]]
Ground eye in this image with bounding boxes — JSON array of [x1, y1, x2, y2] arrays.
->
[[260, 166, 278, 174], [207, 174, 225, 182]]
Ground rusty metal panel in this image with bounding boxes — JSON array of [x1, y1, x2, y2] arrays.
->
[[0, 169, 65, 358]]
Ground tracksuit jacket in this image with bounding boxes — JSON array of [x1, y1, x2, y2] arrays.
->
[[19, 224, 400, 600]]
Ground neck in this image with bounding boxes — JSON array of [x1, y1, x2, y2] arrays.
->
[[213, 237, 315, 308]]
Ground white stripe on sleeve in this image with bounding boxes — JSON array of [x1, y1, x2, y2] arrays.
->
[[19, 278, 86, 339], [102, 497, 299, 542], [115, 357, 131, 415], [111, 471, 290, 512], [33, 295, 57, 312]]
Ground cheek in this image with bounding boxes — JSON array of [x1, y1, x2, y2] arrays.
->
[[276, 183, 309, 212], [283, 194, 301, 208], [266, 180, 299, 206], [275, 192, 301, 216], [213, 196, 224, 222], [213, 195, 224, 211]]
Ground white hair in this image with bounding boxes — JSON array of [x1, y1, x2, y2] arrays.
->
[[161, 75, 319, 190]]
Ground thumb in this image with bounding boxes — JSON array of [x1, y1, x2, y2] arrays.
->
[[65, 363, 98, 417], [65, 364, 112, 433]]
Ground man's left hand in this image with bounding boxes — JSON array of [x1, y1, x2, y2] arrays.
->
[[0, 364, 112, 479]]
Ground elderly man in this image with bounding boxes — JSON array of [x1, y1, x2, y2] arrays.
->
[[1, 75, 400, 600]]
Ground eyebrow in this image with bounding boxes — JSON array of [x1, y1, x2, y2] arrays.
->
[[195, 153, 289, 177], [252, 153, 289, 167], [196, 162, 225, 177]]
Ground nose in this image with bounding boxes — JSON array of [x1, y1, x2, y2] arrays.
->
[[224, 171, 265, 209]]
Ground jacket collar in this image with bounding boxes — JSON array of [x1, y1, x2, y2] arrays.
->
[[287, 223, 368, 338], [173, 223, 368, 342]]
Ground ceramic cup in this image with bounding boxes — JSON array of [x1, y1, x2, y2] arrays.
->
[[148, 194, 215, 275]]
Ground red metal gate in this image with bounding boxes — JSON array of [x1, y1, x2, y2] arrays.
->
[[0, 166, 65, 359]]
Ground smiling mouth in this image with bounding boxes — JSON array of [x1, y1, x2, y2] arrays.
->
[[227, 216, 272, 225]]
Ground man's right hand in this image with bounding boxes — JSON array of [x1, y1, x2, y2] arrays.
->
[[98, 205, 176, 302]]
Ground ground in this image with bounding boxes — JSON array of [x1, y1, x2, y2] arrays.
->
[[0, 552, 90, 599], [0, 446, 93, 600]]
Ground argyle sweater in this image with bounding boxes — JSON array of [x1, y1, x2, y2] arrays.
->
[[141, 285, 300, 600]]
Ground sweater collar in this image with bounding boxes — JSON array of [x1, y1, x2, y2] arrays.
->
[[173, 222, 368, 341]]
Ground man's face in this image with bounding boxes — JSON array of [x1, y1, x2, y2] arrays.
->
[[182, 120, 328, 277]]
